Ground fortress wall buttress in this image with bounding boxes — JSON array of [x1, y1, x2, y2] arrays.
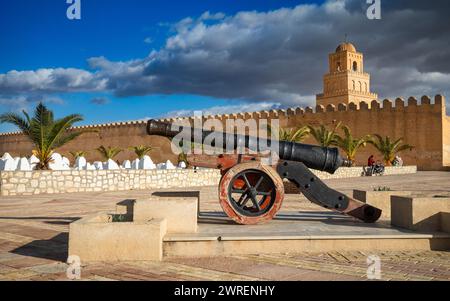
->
[[444, 116, 450, 168], [438, 95, 450, 168]]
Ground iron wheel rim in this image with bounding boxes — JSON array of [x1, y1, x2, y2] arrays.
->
[[227, 169, 277, 217]]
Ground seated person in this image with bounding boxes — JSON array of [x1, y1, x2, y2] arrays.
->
[[367, 155, 376, 175], [392, 155, 403, 167]]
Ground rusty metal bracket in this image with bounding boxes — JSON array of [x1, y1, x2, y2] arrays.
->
[[277, 160, 382, 223]]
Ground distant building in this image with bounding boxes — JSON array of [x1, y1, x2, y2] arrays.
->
[[316, 42, 378, 108]]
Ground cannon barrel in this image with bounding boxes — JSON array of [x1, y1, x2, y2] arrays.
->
[[147, 119, 350, 174]]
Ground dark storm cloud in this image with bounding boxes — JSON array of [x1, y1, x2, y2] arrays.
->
[[0, 0, 449, 109]]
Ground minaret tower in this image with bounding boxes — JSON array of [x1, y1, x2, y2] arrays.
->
[[316, 42, 378, 108]]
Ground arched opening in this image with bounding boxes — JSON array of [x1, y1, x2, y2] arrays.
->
[[352, 80, 355, 91], [336, 62, 341, 71], [353, 61, 358, 72], [358, 81, 362, 91]]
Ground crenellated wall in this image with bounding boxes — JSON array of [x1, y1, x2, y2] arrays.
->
[[0, 120, 179, 165], [0, 95, 448, 170]]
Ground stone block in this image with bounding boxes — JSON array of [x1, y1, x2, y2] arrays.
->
[[116, 199, 135, 216], [133, 193, 199, 234], [441, 212, 450, 233], [353, 190, 413, 220], [69, 213, 167, 262], [391, 196, 450, 232]]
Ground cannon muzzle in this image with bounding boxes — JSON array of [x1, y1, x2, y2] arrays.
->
[[147, 119, 348, 174]]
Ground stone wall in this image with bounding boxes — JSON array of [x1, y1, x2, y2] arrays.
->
[[312, 165, 417, 180], [0, 166, 417, 197], [0, 169, 222, 197], [0, 95, 447, 170]]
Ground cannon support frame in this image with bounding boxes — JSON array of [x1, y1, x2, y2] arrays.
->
[[146, 119, 382, 225]]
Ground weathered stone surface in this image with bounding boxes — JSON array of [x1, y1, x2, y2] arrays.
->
[[441, 212, 450, 233], [353, 190, 413, 220], [69, 213, 167, 262], [133, 196, 198, 234], [0, 169, 222, 196], [391, 196, 450, 232]]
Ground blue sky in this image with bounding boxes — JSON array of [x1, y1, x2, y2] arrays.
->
[[0, 0, 320, 132], [1, 0, 449, 132]]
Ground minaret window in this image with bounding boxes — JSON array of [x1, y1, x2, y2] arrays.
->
[[353, 61, 358, 72]]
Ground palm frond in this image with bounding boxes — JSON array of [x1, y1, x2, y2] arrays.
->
[[308, 122, 340, 147], [70, 151, 88, 159], [0, 113, 31, 134], [396, 144, 414, 152], [334, 125, 370, 164], [46, 114, 85, 150], [130, 145, 154, 159], [368, 134, 414, 165], [22, 110, 31, 124], [96, 146, 123, 160]]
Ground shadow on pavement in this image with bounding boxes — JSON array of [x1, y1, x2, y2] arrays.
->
[[11, 233, 68, 262]]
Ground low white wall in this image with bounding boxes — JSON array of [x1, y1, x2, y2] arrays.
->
[[0, 166, 417, 197], [312, 165, 418, 180], [0, 169, 222, 196]]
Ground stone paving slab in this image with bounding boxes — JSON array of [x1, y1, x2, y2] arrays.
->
[[0, 172, 449, 281], [165, 212, 450, 241]]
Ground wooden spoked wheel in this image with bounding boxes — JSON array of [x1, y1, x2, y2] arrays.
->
[[219, 162, 285, 225]]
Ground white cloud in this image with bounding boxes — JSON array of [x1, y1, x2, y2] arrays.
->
[[164, 102, 281, 118], [90, 97, 110, 105], [0, 0, 449, 109], [0, 95, 64, 111], [0, 68, 106, 94]]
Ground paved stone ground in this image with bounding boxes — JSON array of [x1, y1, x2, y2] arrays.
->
[[0, 171, 449, 281]]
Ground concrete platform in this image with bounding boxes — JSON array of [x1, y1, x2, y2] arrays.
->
[[164, 211, 450, 257]]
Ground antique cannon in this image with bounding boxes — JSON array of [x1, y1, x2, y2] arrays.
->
[[147, 119, 382, 225]]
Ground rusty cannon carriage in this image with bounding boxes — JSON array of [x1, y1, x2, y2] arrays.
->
[[147, 119, 382, 225]]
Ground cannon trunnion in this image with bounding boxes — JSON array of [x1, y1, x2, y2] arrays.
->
[[147, 119, 382, 225]]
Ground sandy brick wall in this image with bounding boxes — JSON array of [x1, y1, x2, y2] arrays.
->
[[0, 169, 222, 196], [443, 115, 450, 168], [0, 95, 448, 170]]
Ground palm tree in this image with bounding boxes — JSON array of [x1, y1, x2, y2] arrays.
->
[[178, 151, 189, 166], [96, 146, 123, 160], [308, 122, 341, 147], [335, 126, 372, 166], [279, 127, 310, 142], [173, 140, 199, 167], [69, 151, 88, 160], [129, 145, 153, 159], [368, 135, 414, 166], [0, 102, 95, 170], [266, 125, 310, 142]]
